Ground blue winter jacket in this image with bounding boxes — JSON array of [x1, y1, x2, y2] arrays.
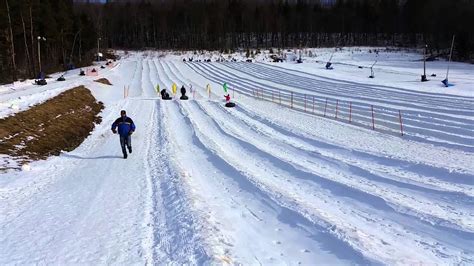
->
[[112, 116, 136, 137]]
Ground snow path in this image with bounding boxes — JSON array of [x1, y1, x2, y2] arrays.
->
[[1, 53, 473, 264]]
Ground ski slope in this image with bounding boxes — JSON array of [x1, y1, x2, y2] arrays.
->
[[1, 51, 473, 264]]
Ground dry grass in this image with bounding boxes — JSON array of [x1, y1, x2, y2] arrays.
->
[[0, 86, 104, 167], [94, 78, 112, 85]]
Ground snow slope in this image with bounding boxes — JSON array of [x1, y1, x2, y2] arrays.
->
[[1, 50, 473, 264]]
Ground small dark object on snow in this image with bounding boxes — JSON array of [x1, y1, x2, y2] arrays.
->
[[431, 73, 437, 77], [421, 75, 428, 82], [369, 75, 375, 79], [101, 65, 106, 69], [57, 75, 66, 81], [180, 86, 188, 100], [206, 59, 211, 62], [35, 79, 47, 85], [225, 102, 236, 108], [79, 70, 85, 76], [91, 68, 97, 73], [442, 79, 449, 87], [183, 58, 186, 62], [358, 66, 363, 69], [325, 62, 333, 70], [160, 89, 172, 100], [188, 58, 193, 62], [296, 58, 303, 64], [246, 59, 252, 63]]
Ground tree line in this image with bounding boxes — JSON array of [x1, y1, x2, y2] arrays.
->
[[1, 0, 473, 84], [0, 0, 96, 84]]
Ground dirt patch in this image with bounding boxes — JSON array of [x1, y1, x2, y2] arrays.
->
[[94, 78, 112, 85], [0, 86, 104, 169]]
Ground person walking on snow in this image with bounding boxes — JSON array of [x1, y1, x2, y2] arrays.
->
[[111, 110, 136, 159]]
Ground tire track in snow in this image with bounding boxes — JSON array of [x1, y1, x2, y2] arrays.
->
[[143, 59, 211, 264], [165, 100, 372, 264]]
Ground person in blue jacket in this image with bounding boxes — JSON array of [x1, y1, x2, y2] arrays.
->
[[111, 110, 136, 159]]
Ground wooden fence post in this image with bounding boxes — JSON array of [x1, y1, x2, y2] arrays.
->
[[399, 110, 404, 136], [324, 98, 327, 117], [349, 102, 352, 123], [371, 105, 375, 130], [304, 94, 307, 112], [291, 92, 293, 109]]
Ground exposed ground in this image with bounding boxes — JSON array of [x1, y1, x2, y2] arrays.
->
[[94, 78, 113, 85], [0, 86, 103, 169]]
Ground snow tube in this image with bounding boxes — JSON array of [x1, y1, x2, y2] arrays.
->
[[225, 102, 236, 108], [57, 76, 66, 81], [79, 70, 85, 76], [180, 96, 189, 100], [35, 79, 47, 86]]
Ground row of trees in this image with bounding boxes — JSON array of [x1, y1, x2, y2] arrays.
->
[[0, 0, 97, 84], [1, 0, 473, 84], [88, 0, 472, 56]]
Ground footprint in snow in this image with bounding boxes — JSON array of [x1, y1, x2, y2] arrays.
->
[[272, 240, 281, 245]]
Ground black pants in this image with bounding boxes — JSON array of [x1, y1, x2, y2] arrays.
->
[[120, 135, 132, 155]]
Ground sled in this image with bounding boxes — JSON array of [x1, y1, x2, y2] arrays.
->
[[57, 75, 66, 81], [180, 96, 189, 100], [35, 79, 47, 86], [225, 102, 236, 108]]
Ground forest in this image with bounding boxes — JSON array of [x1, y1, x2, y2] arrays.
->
[[1, 0, 473, 84]]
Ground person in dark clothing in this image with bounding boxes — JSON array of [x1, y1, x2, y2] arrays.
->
[[180, 85, 188, 100], [160, 88, 171, 100], [111, 110, 136, 159]]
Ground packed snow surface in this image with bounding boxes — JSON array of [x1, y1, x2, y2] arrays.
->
[[1, 48, 473, 264]]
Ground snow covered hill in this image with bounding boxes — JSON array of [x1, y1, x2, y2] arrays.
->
[[1, 50, 473, 264]]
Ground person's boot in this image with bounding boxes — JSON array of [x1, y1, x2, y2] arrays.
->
[[123, 152, 128, 159], [128, 146, 132, 154]]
